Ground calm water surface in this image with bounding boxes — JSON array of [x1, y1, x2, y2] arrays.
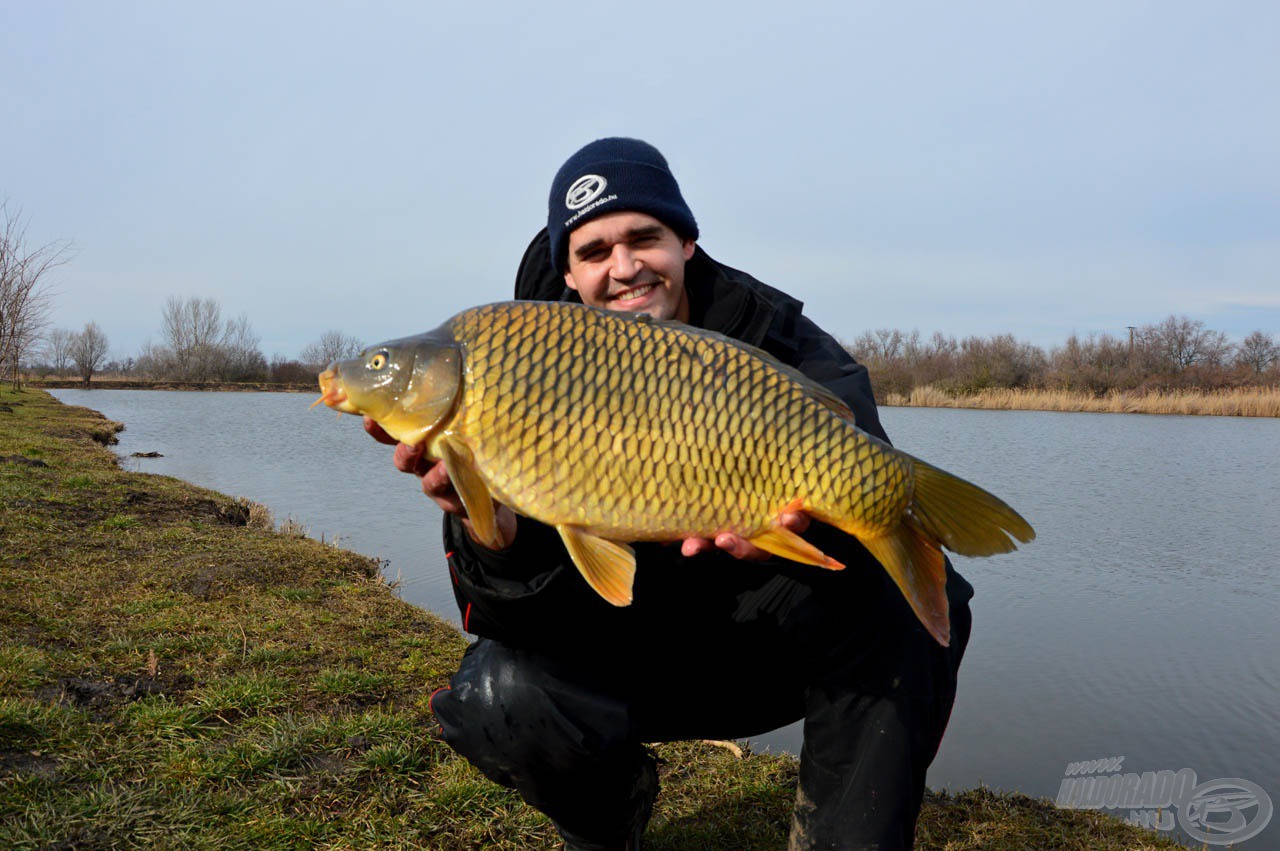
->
[[52, 390, 1280, 848]]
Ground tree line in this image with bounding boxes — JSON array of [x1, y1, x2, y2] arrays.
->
[[28, 296, 364, 385], [846, 316, 1279, 399], [34, 302, 1279, 396]]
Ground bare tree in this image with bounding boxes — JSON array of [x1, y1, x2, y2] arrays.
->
[[43, 327, 76, 376], [1235, 330, 1279, 377], [70, 321, 109, 385], [269, 353, 314, 385], [951, 333, 1046, 392], [0, 202, 70, 388], [222, 313, 267, 380], [133, 340, 172, 380], [1045, 332, 1136, 393], [299, 329, 363, 367], [1138, 315, 1232, 373], [154, 297, 265, 381], [161, 296, 225, 380]]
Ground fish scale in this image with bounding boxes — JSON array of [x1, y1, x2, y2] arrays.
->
[[317, 300, 1035, 646]]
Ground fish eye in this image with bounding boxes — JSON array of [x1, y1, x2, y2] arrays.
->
[[368, 351, 389, 371]]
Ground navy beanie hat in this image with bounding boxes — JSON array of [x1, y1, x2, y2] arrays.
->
[[547, 137, 698, 270]]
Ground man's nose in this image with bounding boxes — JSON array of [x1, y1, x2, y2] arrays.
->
[[609, 245, 641, 280]]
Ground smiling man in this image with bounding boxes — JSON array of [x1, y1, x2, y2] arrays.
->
[[372, 138, 974, 850], [562, 211, 695, 321]]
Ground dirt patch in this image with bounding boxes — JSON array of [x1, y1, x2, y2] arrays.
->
[[33, 501, 109, 528], [177, 563, 244, 600], [44, 828, 115, 851], [0, 750, 60, 780], [123, 490, 249, 526], [36, 673, 195, 713], [0, 454, 49, 468]]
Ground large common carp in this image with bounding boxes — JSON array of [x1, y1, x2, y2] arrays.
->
[[316, 301, 1034, 646]]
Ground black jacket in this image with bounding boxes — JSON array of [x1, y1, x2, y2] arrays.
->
[[441, 230, 924, 666]]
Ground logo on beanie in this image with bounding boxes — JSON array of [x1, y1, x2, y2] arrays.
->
[[565, 175, 607, 211]]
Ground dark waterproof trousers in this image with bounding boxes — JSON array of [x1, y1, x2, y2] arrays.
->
[[431, 567, 972, 850]]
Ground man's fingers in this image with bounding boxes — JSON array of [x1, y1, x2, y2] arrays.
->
[[392, 441, 432, 476], [363, 416, 397, 445], [420, 460, 453, 497], [681, 533, 769, 561], [421, 460, 465, 514], [779, 511, 810, 533], [714, 532, 771, 561], [681, 538, 714, 557]]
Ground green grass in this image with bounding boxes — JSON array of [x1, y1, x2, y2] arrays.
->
[[0, 388, 1183, 849]]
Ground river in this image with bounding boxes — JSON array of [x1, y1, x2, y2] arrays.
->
[[51, 389, 1280, 848]]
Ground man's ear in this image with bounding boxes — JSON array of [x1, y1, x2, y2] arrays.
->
[[563, 270, 580, 291], [682, 239, 696, 261]]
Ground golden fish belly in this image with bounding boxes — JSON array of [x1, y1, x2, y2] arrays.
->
[[445, 302, 911, 542]]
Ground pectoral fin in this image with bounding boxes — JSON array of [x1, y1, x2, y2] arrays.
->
[[437, 436, 498, 548], [556, 525, 636, 606]]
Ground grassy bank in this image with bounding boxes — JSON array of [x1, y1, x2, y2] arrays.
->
[[0, 388, 1181, 849], [882, 384, 1280, 417]]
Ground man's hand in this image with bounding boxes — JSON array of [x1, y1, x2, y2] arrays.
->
[[680, 511, 810, 561], [364, 416, 516, 549]]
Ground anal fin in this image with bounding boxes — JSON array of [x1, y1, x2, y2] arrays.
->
[[556, 525, 636, 606], [749, 526, 845, 571]]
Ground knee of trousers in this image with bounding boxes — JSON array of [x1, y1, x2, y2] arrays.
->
[[430, 640, 633, 779]]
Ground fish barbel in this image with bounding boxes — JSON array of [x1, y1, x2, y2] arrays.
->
[[317, 301, 1034, 646]]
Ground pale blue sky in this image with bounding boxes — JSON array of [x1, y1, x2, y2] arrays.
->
[[4, 2, 1277, 360]]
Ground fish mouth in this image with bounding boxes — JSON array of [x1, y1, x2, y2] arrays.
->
[[313, 368, 358, 413]]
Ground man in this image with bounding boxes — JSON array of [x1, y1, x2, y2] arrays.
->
[[367, 138, 973, 850]]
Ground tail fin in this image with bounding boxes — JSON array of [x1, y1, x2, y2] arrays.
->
[[909, 459, 1036, 556], [858, 459, 1035, 647]]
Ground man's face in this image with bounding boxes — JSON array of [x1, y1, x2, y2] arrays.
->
[[563, 211, 696, 322]]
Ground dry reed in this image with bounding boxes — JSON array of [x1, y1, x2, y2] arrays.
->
[[883, 386, 1280, 417]]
